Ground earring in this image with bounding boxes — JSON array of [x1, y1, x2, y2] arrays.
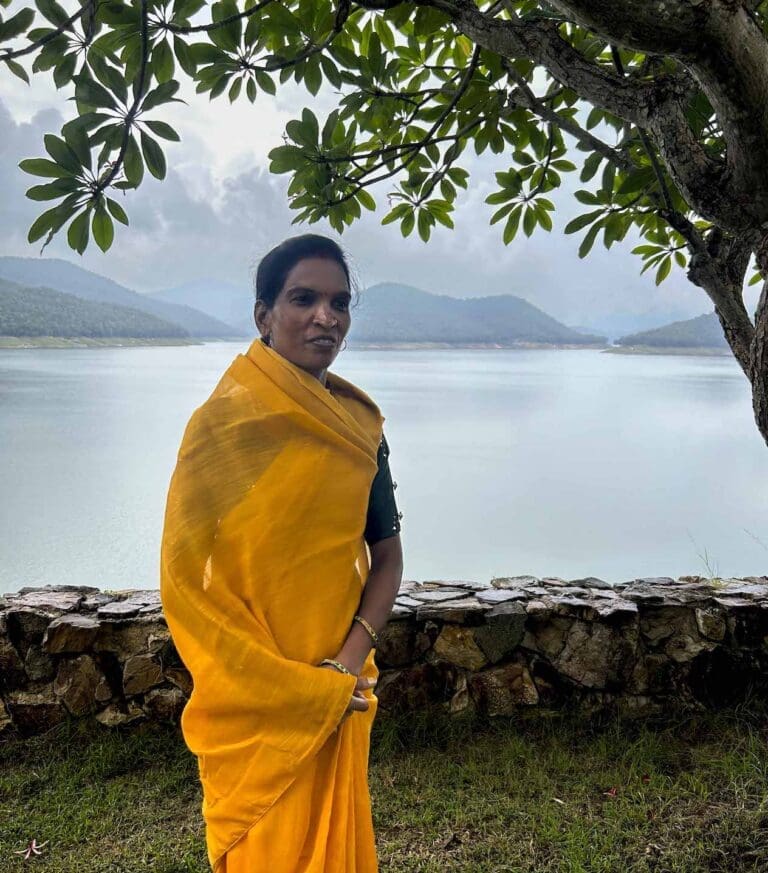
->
[[341, 338, 347, 351], [261, 333, 271, 346]]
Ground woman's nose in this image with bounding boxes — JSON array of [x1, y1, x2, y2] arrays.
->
[[313, 306, 337, 326]]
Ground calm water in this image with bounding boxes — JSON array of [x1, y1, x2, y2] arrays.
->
[[1, 343, 766, 594]]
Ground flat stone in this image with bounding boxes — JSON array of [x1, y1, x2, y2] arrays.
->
[[409, 588, 471, 603], [5, 687, 67, 737], [5, 586, 92, 612], [473, 602, 526, 663], [123, 654, 164, 695], [416, 598, 489, 622], [5, 608, 56, 651], [377, 620, 431, 668], [476, 588, 527, 604], [394, 595, 422, 608], [95, 701, 145, 728], [433, 625, 488, 670], [97, 601, 143, 619], [54, 655, 104, 716], [469, 660, 539, 715], [81, 592, 115, 612], [0, 627, 25, 691], [94, 617, 168, 659], [420, 579, 488, 591], [143, 686, 186, 722], [43, 614, 100, 654], [695, 607, 727, 642], [24, 645, 56, 682], [568, 577, 613, 590], [491, 575, 540, 589]]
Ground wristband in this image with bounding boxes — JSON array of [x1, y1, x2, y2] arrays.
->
[[319, 658, 351, 674], [353, 614, 379, 646]]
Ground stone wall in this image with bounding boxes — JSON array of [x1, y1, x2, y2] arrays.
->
[[2, 575, 768, 739]]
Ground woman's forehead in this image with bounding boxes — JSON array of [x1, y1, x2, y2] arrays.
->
[[283, 257, 348, 292]]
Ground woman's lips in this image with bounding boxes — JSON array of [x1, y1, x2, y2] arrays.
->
[[309, 337, 336, 348]]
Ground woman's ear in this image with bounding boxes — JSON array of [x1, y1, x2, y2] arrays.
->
[[254, 300, 269, 336]]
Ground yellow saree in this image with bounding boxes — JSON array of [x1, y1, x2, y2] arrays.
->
[[159, 337, 384, 872]]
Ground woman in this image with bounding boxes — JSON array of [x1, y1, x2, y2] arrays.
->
[[160, 233, 404, 873]]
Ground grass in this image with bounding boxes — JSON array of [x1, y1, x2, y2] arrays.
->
[[2, 701, 767, 872]]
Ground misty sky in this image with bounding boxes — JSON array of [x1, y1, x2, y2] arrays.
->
[[0, 43, 752, 333]]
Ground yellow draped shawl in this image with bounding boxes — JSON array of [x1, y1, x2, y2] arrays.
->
[[159, 337, 384, 870]]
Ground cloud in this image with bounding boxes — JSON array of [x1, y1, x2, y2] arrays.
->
[[0, 68, 746, 333]]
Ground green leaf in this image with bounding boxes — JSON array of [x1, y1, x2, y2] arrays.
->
[[35, 0, 69, 26], [153, 38, 175, 83], [304, 56, 322, 96], [522, 205, 536, 238], [267, 144, 305, 173], [246, 76, 256, 102], [502, 206, 521, 244], [18, 158, 72, 178], [74, 75, 118, 110], [564, 210, 604, 235], [52, 52, 77, 88], [123, 134, 144, 186], [61, 117, 92, 171], [143, 119, 180, 141], [254, 70, 275, 95], [401, 210, 414, 237], [26, 177, 80, 200], [655, 255, 672, 285], [357, 189, 375, 211], [27, 199, 79, 243], [173, 36, 196, 76], [580, 152, 602, 183], [0, 7, 34, 41], [141, 80, 182, 112], [578, 221, 602, 258], [67, 209, 90, 254], [43, 134, 82, 174], [616, 166, 656, 197], [140, 130, 166, 179], [106, 196, 129, 225], [92, 200, 115, 252], [228, 76, 242, 102], [5, 57, 30, 83], [417, 208, 432, 242]]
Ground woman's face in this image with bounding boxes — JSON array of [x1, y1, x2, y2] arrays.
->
[[255, 256, 352, 382]]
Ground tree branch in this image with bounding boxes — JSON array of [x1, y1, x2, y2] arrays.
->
[[0, 6, 84, 62]]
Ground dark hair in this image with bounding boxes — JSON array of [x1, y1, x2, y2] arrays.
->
[[253, 234, 358, 311]]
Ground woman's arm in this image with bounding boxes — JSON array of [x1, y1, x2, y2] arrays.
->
[[335, 534, 404, 674]]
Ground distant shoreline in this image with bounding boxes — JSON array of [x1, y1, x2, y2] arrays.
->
[[603, 345, 732, 357], [0, 336, 203, 349], [349, 341, 608, 350]]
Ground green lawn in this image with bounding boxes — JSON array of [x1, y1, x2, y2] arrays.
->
[[2, 702, 767, 872]]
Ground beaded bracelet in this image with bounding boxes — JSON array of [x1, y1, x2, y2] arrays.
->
[[353, 614, 379, 646], [319, 658, 351, 674]]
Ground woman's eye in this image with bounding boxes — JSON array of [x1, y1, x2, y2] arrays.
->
[[334, 300, 350, 311]]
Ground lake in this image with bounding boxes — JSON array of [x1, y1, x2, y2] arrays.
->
[[1, 342, 766, 595]]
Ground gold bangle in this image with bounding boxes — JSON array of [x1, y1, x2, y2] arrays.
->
[[319, 658, 351, 674], [352, 614, 379, 646]]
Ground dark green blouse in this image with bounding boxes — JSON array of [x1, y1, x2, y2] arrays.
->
[[364, 433, 402, 546]]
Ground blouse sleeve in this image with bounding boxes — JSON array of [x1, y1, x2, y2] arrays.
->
[[364, 432, 402, 546]]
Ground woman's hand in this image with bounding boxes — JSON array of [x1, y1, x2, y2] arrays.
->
[[319, 662, 375, 725]]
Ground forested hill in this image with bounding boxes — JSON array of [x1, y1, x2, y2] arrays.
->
[[0, 279, 188, 339], [616, 312, 729, 349], [347, 283, 607, 346], [0, 257, 243, 338]]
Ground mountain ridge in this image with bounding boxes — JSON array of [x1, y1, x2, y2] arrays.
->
[[0, 257, 245, 338]]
